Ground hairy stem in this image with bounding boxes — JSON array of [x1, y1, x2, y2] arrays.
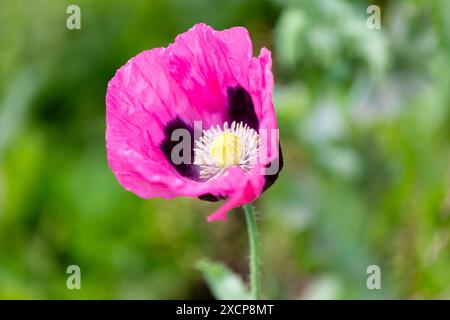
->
[[243, 203, 261, 299]]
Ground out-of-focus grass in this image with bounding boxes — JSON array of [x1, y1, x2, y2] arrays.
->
[[0, 0, 449, 299]]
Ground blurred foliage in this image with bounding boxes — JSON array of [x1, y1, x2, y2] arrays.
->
[[196, 259, 251, 300], [0, 0, 449, 299]]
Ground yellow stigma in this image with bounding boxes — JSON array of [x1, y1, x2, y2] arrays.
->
[[209, 132, 243, 168]]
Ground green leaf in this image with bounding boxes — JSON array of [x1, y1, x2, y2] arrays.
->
[[195, 258, 252, 300]]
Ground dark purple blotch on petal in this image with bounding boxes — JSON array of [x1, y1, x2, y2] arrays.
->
[[263, 144, 283, 192], [160, 117, 200, 181], [198, 193, 227, 202], [227, 86, 259, 131]]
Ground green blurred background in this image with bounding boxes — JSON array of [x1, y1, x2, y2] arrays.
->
[[0, 0, 449, 299]]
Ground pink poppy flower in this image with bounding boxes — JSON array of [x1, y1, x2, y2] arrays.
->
[[106, 23, 282, 221]]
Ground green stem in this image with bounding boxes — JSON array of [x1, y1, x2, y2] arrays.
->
[[243, 203, 261, 300]]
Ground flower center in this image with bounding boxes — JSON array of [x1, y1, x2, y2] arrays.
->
[[209, 132, 243, 168], [194, 121, 259, 181]]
